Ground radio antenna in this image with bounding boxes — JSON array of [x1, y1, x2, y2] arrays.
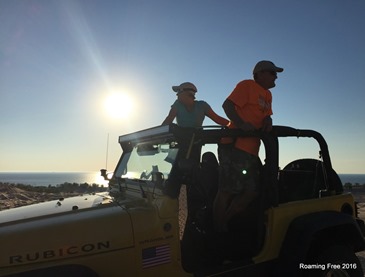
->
[[105, 133, 109, 169]]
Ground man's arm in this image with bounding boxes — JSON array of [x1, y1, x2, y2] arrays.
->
[[261, 116, 272, 132], [222, 99, 255, 131]]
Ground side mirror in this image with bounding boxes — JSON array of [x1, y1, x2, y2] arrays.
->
[[100, 169, 109, 180]]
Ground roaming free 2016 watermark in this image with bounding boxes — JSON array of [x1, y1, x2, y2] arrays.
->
[[299, 263, 358, 271]]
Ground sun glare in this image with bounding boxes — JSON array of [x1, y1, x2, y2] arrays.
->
[[104, 92, 133, 119]]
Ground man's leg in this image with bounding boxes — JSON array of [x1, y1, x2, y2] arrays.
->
[[223, 188, 258, 222], [213, 190, 232, 232]]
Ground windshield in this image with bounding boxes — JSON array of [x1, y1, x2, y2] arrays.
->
[[114, 142, 178, 183]]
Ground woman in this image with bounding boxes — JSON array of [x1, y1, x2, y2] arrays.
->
[[162, 82, 229, 127]]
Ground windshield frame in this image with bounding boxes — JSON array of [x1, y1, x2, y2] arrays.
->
[[113, 140, 179, 196]]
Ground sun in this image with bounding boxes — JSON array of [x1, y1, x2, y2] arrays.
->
[[104, 92, 133, 119]]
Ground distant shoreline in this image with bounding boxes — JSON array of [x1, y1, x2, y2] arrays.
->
[[0, 172, 107, 187], [0, 182, 107, 193], [0, 172, 364, 187]]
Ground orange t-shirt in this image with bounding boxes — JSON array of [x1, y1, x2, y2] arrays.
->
[[227, 80, 273, 156]]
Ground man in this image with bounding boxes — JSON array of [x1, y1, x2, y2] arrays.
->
[[213, 60, 284, 232]]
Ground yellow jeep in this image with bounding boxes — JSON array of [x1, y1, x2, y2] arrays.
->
[[1, 125, 364, 277]]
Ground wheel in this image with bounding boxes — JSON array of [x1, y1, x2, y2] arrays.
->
[[306, 245, 363, 277]]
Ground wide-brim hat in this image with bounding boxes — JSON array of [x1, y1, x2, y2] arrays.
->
[[172, 82, 197, 94]]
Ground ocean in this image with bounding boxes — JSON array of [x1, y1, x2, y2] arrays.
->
[[0, 172, 364, 187], [338, 174, 365, 185], [0, 172, 109, 187]]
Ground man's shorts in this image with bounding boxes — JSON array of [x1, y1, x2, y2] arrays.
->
[[218, 146, 261, 194]]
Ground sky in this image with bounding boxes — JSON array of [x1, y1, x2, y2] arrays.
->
[[1, 0, 365, 174]]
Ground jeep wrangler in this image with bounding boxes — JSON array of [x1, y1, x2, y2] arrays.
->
[[0, 124, 364, 277]]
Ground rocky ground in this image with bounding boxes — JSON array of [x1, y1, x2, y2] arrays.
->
[[0, 183, 95, 210]]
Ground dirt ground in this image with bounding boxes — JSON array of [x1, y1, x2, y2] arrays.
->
[[0, 183, 80, 210]]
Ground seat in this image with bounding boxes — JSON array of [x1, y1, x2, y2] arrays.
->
[[181, 152, 220, 272], [186, 152, 219, 222], [278, 159, 327, 203]]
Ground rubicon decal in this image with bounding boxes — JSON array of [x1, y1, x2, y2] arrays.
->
[[9, 241, 110, 264]]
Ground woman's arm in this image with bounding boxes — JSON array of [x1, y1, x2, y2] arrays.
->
[[161, 107, 177, 125], [206, 107, 230, 126]]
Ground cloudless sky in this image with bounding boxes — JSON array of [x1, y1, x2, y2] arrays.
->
[[1, 0, 365, 173]]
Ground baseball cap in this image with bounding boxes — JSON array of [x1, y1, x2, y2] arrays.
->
[[253, 61, 284, 74], [172, 82, 197, 94]]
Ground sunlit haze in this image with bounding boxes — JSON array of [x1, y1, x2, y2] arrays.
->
[[1, 1, 364, 174], [104, 92, 134, 119]]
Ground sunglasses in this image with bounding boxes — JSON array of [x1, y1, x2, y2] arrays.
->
[[181, 88, 197, 93], [267, 71, 277, 76]]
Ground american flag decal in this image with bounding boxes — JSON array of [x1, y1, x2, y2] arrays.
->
[[142, 244, 171, 269]]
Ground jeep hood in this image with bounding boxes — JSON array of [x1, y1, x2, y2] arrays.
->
[[0, 192, 112, 224], [0, 192, 135, 268]]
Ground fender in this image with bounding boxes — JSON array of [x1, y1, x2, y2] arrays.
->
[[275, 211, 365, 276]]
